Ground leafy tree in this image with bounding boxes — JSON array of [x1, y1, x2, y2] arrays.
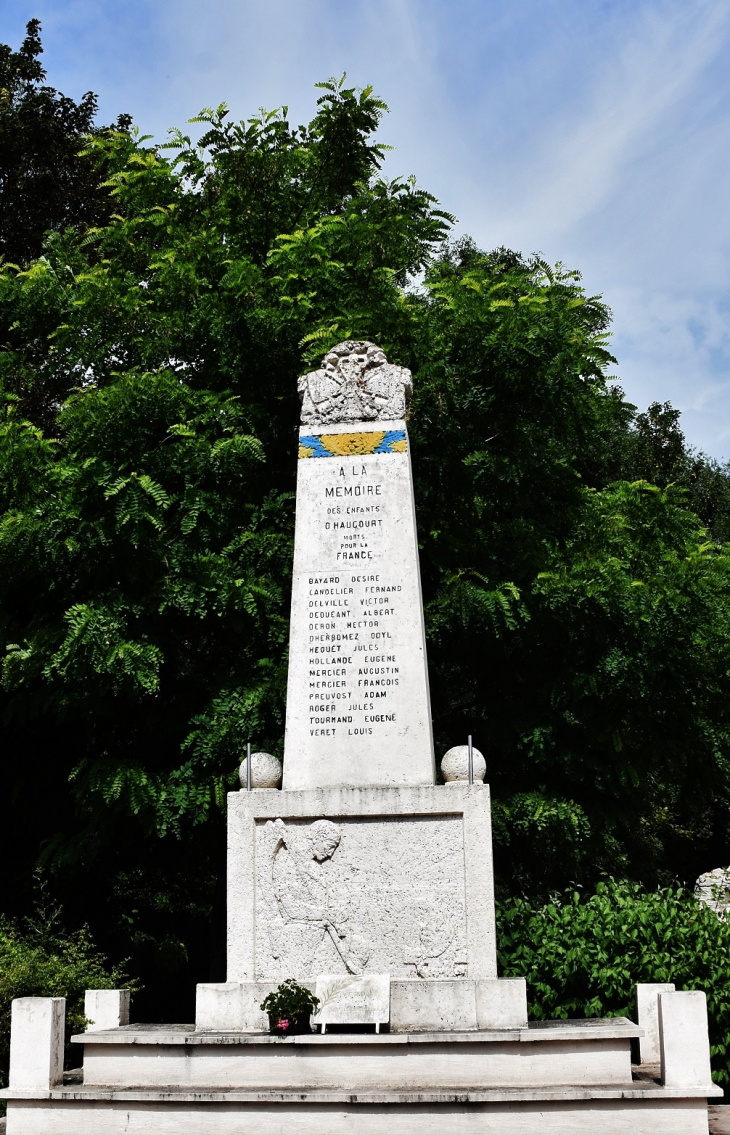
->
[[620, 400, 687, 485], [0, 19, 130, 268], [1, 76, 730, 1017], [408, 243, 730, 892], [0, 81, 451, 1007], [612, 399, 730, 543]]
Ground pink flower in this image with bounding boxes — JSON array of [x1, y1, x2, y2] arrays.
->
[[278, 1018, 289, 1030]]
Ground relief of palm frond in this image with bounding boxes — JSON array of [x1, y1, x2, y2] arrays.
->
[[314, 976, 359, 1011]]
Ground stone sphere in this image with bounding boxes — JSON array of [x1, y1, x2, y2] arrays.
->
[[440, 745, 486, 785], [239, 751, 282, 790]]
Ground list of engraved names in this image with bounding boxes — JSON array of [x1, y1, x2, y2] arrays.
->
[[306, 460, 408, 742]]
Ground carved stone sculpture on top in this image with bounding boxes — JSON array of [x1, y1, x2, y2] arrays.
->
[[297, 340, 412, 425]]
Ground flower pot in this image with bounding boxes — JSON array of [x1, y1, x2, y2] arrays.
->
[[268, 1013, 311, 1036]]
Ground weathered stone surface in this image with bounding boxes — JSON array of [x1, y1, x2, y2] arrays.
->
[[75, 1021, 641, 1092], [441, 745, 486, 784], [1, 1095, 718, 1134], [298, 341, 412, 426], [84, 991, 130, 1033], [312, 974, 390, 1029], [283, 418, 434, 789], [389, 979, 479, 1032], [195, 982, 292, 1033], [238, 752, 282, 790], [659, 990, 714, 1088], [710, 1104, 730, 1133], [256, 813, 466, 980], [9, 998, 65, 1090], [11, 1019, 717, 1132], [636, 983, 675, 1066], [475, 979, 528, 1029], [196, 978, 528, 1033], [696, 866, 730, 916], [226, 786, 497, 985]]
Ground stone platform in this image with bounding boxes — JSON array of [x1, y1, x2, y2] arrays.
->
[[2, 1012, 721, 1134]]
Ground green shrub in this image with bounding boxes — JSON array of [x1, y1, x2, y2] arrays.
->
[[0, 884, 136, 1104], [260, 979, 320, 1022], [497, 878, 730, 1086]]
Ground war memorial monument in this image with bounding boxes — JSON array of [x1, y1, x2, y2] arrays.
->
[[0, 342, 722, 1132]]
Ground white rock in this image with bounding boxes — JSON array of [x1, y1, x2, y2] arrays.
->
[[298, 341, 412, 426], [695, 866, 730, 916], [441, 745, 486, 784], [239, 751, 282, 790]]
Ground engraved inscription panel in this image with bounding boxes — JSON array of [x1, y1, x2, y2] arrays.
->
[[254, 815, 468, 980], [283, 425, 435, 789]]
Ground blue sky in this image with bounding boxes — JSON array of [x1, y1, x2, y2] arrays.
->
[[2, 0, 730, 458]]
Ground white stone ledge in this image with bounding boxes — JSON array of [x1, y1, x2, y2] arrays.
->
[[229, 783, 487, 816], [71, 1019, 642, 1046], [1, 1083, 723, 1103]]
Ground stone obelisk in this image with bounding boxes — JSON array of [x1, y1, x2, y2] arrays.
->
[[213, 339, 498, 1016], [282, 340, 435, 790]]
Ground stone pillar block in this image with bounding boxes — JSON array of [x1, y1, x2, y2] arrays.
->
[[476, 978, 528, 1028], [636, 982, 675, 1064], [390, 980, 477, 1031], [196, 983, 246, 1031], [659, 989, 713, 1087], [84, 989, 130, 1032], [9, 997, 65, 1089], [196, 982, 318, 1031]]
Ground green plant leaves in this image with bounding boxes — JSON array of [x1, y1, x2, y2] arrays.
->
[[498, 880, 730, 1086]]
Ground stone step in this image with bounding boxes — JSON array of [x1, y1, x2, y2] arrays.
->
[[67, 1020, 647, 1094], [1, 1084, 720, 1135], [2, 1083, 722, 1102]]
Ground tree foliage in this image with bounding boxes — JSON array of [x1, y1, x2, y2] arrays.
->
[[1, 59, 730, 1018], [0, 20, 130, 268]]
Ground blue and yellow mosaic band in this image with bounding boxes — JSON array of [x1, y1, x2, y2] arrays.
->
[[298, 429, 407, 459]]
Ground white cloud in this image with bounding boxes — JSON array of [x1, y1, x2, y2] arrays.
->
[[479, 2, 730, 244]]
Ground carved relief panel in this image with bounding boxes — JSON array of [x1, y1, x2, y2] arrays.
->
[[254, 815, 468, 980]]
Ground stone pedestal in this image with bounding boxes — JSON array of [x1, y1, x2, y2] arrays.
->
[[2, 1017, 721, 1134], [196, 781, 509, 1032], [226, 784, 496, 982], [8, 999, 64, 1091]]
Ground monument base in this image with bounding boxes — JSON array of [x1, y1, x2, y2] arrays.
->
[[2, 1018, 720, 1134], [226, 784, 497, 989], [195, 977, 528, 1032]]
